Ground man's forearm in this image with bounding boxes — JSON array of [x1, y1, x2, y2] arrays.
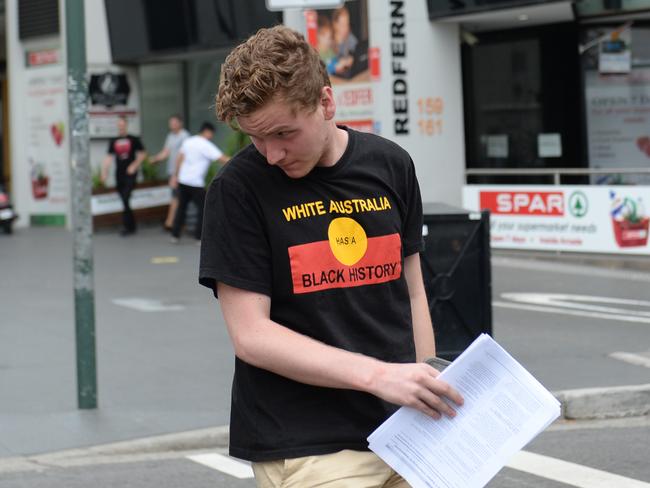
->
[[411, 290, 436, 361], [223, 307, 382, 392], [218, 282, 462, 417], [404, 253, 436, 360], [101, 156, 112, 181]]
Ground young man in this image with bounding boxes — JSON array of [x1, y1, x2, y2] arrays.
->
[[101, 116, 146, 236], [149, 114, 190, 230], [170, 121, 229, 243], [201, 26, 463, 487]]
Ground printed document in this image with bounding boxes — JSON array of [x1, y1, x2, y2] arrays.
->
[[368, 334, 561, 488]]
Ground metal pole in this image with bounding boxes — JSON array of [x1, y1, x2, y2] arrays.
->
[[66, 0, 97, 409]]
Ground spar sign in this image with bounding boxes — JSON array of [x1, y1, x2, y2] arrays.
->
[[463, 185, 650, 255], [479, 191, 564, 216]]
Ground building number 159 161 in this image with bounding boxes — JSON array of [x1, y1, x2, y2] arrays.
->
[[417, 97, 443, 136]]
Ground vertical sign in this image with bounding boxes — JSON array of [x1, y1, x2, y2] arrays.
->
[[25, 49, 69, 224]]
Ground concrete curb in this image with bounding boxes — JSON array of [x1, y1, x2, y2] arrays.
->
[[35, 384, 650, 457], [0, 426, 230, 474], [40, 425, 229, 460], [554, 383, 650, 420], [4, 384, 649, 469]]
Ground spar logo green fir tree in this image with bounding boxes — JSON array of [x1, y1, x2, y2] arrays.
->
[[569, 191, 588, 218]]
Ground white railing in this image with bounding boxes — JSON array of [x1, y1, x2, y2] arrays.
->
[[465, 168, 650, 185]]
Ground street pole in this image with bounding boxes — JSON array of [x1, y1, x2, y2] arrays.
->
[[66, 0, 97, 409]]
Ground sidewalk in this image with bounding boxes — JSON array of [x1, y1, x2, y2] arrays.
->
[[1, 226, 648, 459], [1, 226, 233, 458]]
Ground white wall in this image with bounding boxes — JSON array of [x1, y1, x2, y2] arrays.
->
[[85, 0, 111, 64]]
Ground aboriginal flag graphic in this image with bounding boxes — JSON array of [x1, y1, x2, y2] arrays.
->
[[288, 217, 402, 294]]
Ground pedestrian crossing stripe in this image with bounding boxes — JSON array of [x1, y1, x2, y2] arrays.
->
[[508, 450, 650, 488], [186, 453, 254, 479], [151, 256, 179, 264]]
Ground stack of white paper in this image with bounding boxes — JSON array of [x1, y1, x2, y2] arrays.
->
[[368, 334, 561, 488]]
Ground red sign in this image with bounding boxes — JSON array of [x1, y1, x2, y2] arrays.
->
[[305, 10, 318, 48], [27, 49, 60, 67], [340, 119, 373, 133], [480, 191, 564, 216], [369, 47, 381, 80], [288, 233, 401, 294]]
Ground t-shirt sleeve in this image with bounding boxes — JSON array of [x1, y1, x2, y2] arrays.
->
[[107, 139, 115, 154], [401, 157, 425, 257], [205, 142, 223, 161], [199, 175, 272, 298], [133, 136, 144, 152]]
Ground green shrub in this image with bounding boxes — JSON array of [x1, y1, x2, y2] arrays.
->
[[205, 130, 251, 185]]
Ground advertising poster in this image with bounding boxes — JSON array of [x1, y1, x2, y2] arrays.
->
[[463, 185, 650, 255], [585, 69, 650, 184], [306, 0, 374, 132], [25, 51, 69, 223]]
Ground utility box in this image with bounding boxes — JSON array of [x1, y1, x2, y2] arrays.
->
[[420, 203, 492, 360]]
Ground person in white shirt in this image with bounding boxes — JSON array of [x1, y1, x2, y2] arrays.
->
[[170, 121, 229, 243], [149, 114, 190, 231]]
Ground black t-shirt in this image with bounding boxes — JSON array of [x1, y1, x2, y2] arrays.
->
[[199, 127, 424, 462], [108, 135, 144, 177]]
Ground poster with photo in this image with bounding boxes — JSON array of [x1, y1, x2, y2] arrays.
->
[[307, 0, 374, 132]]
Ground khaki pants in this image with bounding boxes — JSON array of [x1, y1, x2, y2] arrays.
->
[[252, 449, 410, 488]]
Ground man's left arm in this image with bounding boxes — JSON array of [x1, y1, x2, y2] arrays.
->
[[404, 253, 435, 361], [127, 150, 147, 175]]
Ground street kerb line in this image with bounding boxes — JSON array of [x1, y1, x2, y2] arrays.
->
[[508, 450, 650, 488], [186, 453, 253, 479], [493, 300, 650, 325], [492, 256, 650, 283]]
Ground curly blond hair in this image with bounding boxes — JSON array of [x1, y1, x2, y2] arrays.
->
[[216, 25, 331, 125]]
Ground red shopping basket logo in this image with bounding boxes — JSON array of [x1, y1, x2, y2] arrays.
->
[[612, 217, 649, 247]]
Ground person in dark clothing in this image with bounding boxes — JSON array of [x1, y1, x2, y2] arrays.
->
[[101, 117, 146, 235], [200, 25, 463, 487]]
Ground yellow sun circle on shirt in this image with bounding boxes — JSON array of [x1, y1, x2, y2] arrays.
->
[[327, 217, 368, 266]]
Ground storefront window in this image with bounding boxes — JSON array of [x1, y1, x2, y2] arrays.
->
[[576, 0, 650, 17], [186, 52, 239, 151], [582, 25, 650, 184], [140, 62, 185, 179], [463, 24, 583, 184]]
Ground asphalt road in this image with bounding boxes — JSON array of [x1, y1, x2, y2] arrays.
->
[[3, 226, 650, 486], [2, 417, 649, 487], [491, 255, 650, 391]]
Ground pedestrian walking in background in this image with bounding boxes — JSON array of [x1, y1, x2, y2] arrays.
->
[[149, 114, 190, 231], [101, 116, 146, 236], [200, 25, 463, 487], [170, 121, 229, 243]]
